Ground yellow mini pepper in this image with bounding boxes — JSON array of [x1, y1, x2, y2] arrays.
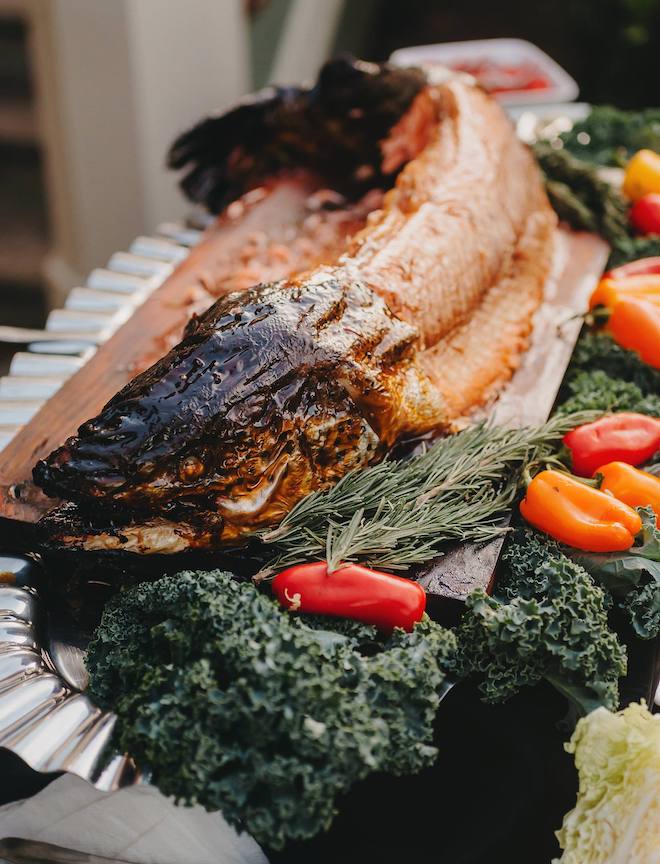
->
[[623, 149, 660, 202], [520, 469, 642, 552], [597, 461, 660, 520]]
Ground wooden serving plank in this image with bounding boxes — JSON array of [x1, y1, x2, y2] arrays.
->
[[0, 227, 608, 587], [418, 228, 609, 622], [0, 179, 344, 530]]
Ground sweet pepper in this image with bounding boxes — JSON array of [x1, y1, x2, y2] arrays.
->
[[519, 469, 642, 552], [604, 256, 660, 280], [630, 193, 660, 236], [623, 149, 660, 201], [597, 461, 660, 519], [272, 561, 426, 632], [607, 296, 660, 369], [563, 413, 660, 477]]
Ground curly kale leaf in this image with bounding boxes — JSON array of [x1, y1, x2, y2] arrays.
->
[[559, 106, 660, 167], [569, 508, 660, 640], [454, 537, 626, 714], [86, 570, 456, 850], [608, 234, 660, 270], [556, 370, 660, 417], [622, 582, 660, 639], [561, 332, 660, 400]]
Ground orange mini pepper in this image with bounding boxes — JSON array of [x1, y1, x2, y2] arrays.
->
[[623, 149, 660, 201], [597, 461, 660, 520], [589, 274, 660, 309], [607, 296, 660, 369], [520, 469, 642, 552]]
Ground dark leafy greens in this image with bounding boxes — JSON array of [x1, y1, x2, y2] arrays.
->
[[533, 142, 629, 243], [453, 531, 627, 715], [87, 569, 456, 850], [571, 508, 660, 639], [557, 332, 660, 417], [559, 106, 660, 167], [534, 106, 660, 268], [557, 369, 660, 416]]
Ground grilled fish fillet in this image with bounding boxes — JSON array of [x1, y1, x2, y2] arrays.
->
[[34, 61, 555, 553]]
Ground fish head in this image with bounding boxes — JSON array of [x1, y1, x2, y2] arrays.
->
[[34, 277, 430, 538]]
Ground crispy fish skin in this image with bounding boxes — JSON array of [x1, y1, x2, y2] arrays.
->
[[34, 62, 555, 553], [34, 275, 447, 543], [345, 80, 556, 350]]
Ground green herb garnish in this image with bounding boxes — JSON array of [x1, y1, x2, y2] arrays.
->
[[559, 105, 660, 167], [453, 530, 627, 715], [259, 412, 599, 574], [87, 570, 456, 850]]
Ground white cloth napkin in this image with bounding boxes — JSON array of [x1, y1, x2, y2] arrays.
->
[[0, 774, 268, 864]]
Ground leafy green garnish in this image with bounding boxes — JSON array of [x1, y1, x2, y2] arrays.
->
[[534, 106, 660, 269], [607, 234, 660, 270], [452, 532, 627, 715], [569, 332, 660, 391], [569, 508, 660, 639], [87, 570, 456, 850], [533, 142, 629, 243], [559, 105, 660, 167], [556, 369, 660, 416]]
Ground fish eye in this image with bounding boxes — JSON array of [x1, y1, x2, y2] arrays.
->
[[178, 455, 205, 482]]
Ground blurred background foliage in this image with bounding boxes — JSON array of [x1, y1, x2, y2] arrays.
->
[[330, 0, 660, 109]]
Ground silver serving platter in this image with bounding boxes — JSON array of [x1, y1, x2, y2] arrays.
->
[[0, 218, 204, 791], [0, 557, 133, 789]]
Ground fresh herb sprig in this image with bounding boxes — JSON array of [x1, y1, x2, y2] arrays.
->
[[259, 412, 600, 574]]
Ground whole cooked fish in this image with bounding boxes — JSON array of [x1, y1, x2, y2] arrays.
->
[[33, 58, 555, 554]]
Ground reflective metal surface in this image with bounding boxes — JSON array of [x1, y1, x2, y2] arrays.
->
[[0, 223, 199, 785], [0, 555, 137, 791]]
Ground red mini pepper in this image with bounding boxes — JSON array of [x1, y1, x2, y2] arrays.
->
[[271, 561, 426, 632], [604, 257, 660, 281], [563, 413, 660, 477], [630, 193, 660, 236], [597, 461, 660, 520]]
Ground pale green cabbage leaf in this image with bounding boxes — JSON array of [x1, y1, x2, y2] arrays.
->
[[555, 702, 660, 864]]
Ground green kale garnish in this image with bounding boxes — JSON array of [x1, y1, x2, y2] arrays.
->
[[453, 532, 627, 715], [559, 106, 660, 167], [607, 234, 660, 270], [570, 508, 660, 640], [566, 332, 660, 396], [622, 582, 660, 639], [556, 370, 660, 416], [87, 569, 456, 850]]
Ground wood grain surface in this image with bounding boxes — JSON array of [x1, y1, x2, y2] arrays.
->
[[0, 228, 609, 581]]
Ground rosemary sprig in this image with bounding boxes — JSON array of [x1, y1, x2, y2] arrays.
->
[[258, 411, 600, 575]]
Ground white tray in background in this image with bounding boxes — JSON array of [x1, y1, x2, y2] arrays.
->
[[390, 38, 579, 106]]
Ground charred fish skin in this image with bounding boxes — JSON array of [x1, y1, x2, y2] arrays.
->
[[33, 275, 447, 540], [168, 56, 427, 213]]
